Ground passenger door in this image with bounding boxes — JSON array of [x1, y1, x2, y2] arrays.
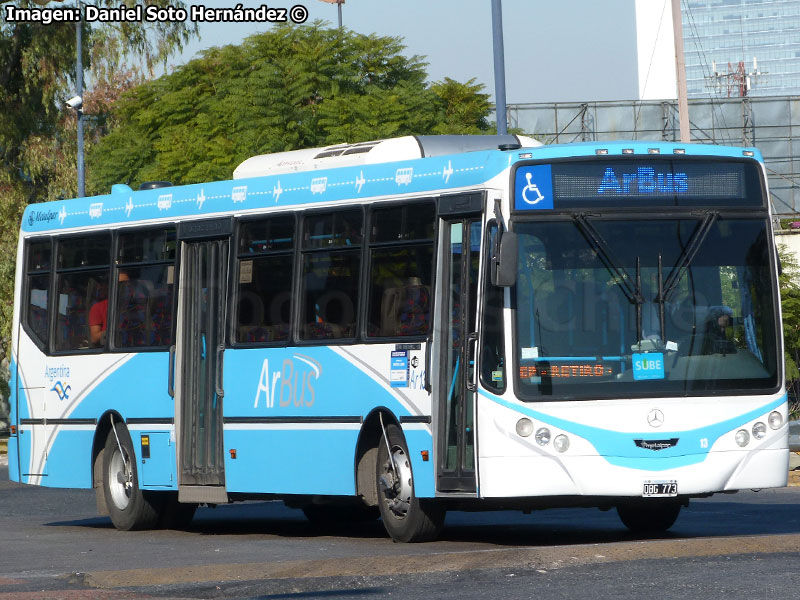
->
[[174, 218, 231, 504], [435, 195, 483, 493]]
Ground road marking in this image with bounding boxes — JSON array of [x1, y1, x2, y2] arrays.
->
[[83, 533, 800, 589]]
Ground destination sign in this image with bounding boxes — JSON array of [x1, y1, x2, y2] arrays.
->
[[518, 362, 618, 379], [514, 159, 762, 210]]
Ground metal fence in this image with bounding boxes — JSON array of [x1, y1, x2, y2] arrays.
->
[[506, 96, 800, 215]]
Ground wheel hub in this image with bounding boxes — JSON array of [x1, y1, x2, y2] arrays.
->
[[381, 446, 413, 518], [108, 447, 133, 510]]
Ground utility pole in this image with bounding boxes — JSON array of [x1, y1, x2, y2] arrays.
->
[[76, 15, 85, 197], [671, 0, 690, 143], [491, 0, 508, 135]]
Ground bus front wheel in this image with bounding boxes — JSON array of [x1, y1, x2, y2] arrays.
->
[[102, 423, 162, 531], [617, 500, 683, 534], [376, 423, 444, 542]]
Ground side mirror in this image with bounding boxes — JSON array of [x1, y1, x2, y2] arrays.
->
[[492, 231, 518, 287]]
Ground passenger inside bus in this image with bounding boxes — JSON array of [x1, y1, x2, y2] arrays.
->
[[89, 270, 129, 346]]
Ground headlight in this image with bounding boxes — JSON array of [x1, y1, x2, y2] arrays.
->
[[553, 435, 570, 453], [768, 411, 783, 430], [735, 429, 750, 447], [752, 422, 767, 440], [535, 427, 551, 446], [516, 418, 533, 437]]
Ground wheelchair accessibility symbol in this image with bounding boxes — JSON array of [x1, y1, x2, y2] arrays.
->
[[522, 172, 545, 205], [515, 164, 553, 211]]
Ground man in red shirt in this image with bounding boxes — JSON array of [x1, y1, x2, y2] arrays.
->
[[89, 271, 129, 346]]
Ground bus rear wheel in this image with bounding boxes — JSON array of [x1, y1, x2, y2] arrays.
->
[[376, 423, 444, 542], [102, 422, 162, 531], [617, 500, 683, 534]]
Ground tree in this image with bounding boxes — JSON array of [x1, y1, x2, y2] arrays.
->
[[89, 22, 495, 191], [779, 243, 800, 417], [0, 1, 195, 412], [429, 77, 492, 134]]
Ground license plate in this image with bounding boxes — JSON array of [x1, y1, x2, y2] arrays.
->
[[642, 480, 678, 497]]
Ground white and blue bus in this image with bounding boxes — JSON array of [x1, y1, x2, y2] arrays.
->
[[7, 135, 786, 541]]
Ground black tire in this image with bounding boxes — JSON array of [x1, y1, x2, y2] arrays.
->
[[376, 423, 444, 542], [102, 423, 162, 531], [617, 500, 683, 534], [160, 493, 198, 530], [302, 502, 379, 527]]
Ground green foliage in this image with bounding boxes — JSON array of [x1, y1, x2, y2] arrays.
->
[[778, 243, 800, 417], [0, 1, 195, 411], [89, 22, 494, 190], [429, 77, 492, 134]]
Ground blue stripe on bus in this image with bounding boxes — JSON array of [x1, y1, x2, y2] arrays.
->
[[479, 389, 786, 471], [23, 345, 431, 493], [20, 150, 509, 233], [20, 142, 761, 234]]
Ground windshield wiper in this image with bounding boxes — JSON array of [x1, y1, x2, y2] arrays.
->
[[656, 211, 719, 305], [573, 214, 643, 306], [573, 214, 645, 343]]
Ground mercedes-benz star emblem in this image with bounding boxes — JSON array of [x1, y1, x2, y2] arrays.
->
[[647, 409, 665, 428]]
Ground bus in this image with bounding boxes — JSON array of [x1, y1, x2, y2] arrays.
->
[[7, 135, 786, 542]]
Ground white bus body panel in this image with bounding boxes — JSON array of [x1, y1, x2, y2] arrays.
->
[[477, 390, 788, 498]]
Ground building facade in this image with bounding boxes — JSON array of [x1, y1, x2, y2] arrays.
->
[[683, 0, 800, 97]]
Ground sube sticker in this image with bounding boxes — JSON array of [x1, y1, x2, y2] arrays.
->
[[632, 353, 665, 380]]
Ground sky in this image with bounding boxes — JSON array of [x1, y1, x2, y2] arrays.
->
[[173, 0, 640, 104]]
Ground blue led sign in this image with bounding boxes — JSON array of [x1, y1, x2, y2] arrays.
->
[[513, 159, 759, 210], [597, 166, 688, 195]]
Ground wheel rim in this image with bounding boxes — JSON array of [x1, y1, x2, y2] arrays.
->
[[380, 446, 413, 519], [107, 445, 133, 510]]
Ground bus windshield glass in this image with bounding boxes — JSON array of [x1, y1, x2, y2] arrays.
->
[[513, 217, 779, 399]]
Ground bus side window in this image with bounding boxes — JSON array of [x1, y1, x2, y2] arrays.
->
[[114, 227, 176, 349], [366, 202, 435, 338], [54, 235, 111, 352], [24, 240, 52, 349], [235, 215, 294, 344], [300, 209, 363, 341]]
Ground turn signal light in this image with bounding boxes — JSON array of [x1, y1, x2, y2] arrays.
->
[[10, 425, 16, 435]]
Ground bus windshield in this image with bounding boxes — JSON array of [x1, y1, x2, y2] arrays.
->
[[513, 217, 779, 399]]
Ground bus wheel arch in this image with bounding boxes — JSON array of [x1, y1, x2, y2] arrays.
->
[[92, 410, 122, 516], [354, 408, 400, 508], [374, 420, 445, 542], [99, 416, 163, 530]]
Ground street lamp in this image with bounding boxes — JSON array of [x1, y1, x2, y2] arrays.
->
[[317, 0, 343, 29], [76, 17, 84, 197], [491, 0, 508, 135]]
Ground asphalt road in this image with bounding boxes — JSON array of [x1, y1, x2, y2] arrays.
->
[[2, 464, 800, 599]]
